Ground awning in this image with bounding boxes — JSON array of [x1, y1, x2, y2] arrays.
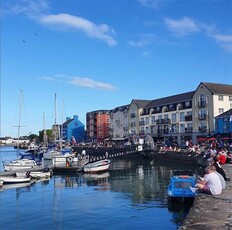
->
[[198, 137, 207, 141]]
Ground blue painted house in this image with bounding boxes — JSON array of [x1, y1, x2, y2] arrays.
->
[[214, 109, 232, 137], [62, 115, 85, 143]]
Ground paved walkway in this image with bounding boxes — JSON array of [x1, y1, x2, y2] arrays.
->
[[180, 164, 232, 230]]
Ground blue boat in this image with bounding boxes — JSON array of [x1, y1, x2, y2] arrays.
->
[[167, 170, 196, 202]]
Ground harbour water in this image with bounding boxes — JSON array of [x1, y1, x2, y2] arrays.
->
[[0, 146, 200, 230]]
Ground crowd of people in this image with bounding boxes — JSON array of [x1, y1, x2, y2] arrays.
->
[[185, 140, 232, 196]]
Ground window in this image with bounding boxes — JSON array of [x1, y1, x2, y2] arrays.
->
[[218, 95, 224, 101], [151, 116, 156, 124], [145, 117, 149, 125], [180, 124, 185, 133], [180, 112, 185, 122], [219, 108, 224, 114], [185, 101, 190, 107], [229, 96, 232, 101], [200, 93, 205, 102], [172, 113, 176, 122], [145, 126, 149, 134]]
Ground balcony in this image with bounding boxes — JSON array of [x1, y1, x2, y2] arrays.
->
[[198, 101, 206, 107], [157, 129, 162, 135], [139, 121, 145, 126], [198, 114, 206, 120], [185, 127, 193, 133], [131, 113, 136, 118], [156, 118, 171, 124], [185, 115, 192, 121], [199, 126, 207, 132]]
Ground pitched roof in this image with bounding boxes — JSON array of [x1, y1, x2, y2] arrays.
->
[[63, 118, 73, 126], [132, 99, 151, 108], [110, 104, 129, 113], [145, 91, 194, 108], [201, 82, 232, 95], [215, 108, 232, 118]]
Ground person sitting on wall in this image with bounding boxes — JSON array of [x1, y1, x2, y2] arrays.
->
[[217, 150, 227, 164], [194, 165, 222, 195], [212, 156, 230, 181]]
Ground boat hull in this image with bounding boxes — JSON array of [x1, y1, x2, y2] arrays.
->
[[3, 159, 37, 171], [0, 176, 31, 184], [84, 159, 111, 173]]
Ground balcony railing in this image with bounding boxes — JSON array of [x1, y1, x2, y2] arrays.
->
[[198, 114, 206, 120], [156, 118, 171, 124], [199, 126, 207, 132], [185, 115, 192, 121], [198, 101, 206, 107]]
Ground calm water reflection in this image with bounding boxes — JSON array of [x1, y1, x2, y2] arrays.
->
[[0, 146, 201, 230]]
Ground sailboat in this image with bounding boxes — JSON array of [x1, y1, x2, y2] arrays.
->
[[43, 93, 62, 160], [3, 90, 38, 171]]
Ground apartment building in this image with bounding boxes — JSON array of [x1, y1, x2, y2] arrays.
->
[[139, 91, 194, 144], [128, 99, 151, 135], [192, 82, 232, 136], [86, 110, 110, 143], [85, 82, 232, 144], [139, 82, 232, 144], [109, 105, 129, 140]]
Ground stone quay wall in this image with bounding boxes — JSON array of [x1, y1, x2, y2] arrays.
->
[[180, 164, 232, 230]]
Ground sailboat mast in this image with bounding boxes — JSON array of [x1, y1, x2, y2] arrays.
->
[[43, 112, 47, 146], [17, 89, 23, 150]]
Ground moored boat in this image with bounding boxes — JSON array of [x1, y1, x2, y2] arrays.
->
[[167, 170, 196, 202], [84, 159, 111, 173], [0, 176, 31, 184], [3, 159, 37, 171]]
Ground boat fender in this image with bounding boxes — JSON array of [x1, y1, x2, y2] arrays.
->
[[67, 156, 73, 163]]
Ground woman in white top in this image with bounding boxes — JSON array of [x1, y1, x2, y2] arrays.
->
[[196, 165, 222, 195]]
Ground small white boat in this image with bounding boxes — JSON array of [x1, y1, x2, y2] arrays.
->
[[3, 159, 37, 171], [84, 159, 111, 173], [0, 176, 31, 184]]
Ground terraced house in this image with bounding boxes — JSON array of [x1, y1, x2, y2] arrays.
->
[[88, 82, 232, 144], [139, 82, 232, 144]]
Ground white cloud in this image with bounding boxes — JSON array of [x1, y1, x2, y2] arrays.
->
[[128, 34, 156, 47], [39, 13, 117, 46], [2, 0, 49, 18], [165, 17, 200, 36], [39, 76, 55, 81], [2, 0, 117, 46], [212, 34, 232, 53], [40, 75, 116, 90], [69, 77, 116, 90]]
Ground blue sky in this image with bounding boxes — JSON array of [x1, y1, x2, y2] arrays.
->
[[1, 0, 232, 138]]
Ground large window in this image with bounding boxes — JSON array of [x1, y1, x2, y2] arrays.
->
[[151, 116, 156, 124], [180, 124, 185, 133], [172, 113, 176, 122], [145, 117, 149, 125], [180, 112, 185, 122], [218, 95, 224, 101]]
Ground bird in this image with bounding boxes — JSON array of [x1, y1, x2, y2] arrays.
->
[[22, 40, 26, 43], [35, 32, 38, 36]]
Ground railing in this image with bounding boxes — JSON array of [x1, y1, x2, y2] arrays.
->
[[198, 101, 206, 107]]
